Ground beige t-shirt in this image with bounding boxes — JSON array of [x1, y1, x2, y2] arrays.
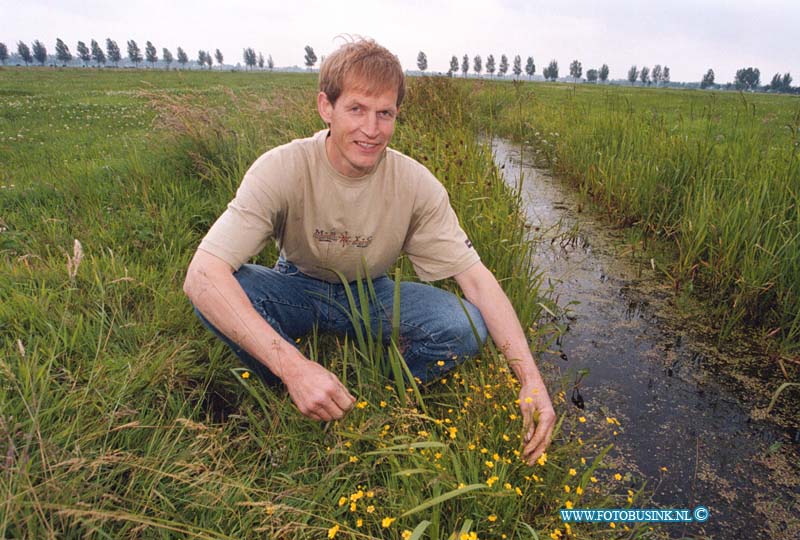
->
[[198, 129, 479, 283]]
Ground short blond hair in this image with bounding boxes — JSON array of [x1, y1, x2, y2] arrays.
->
[[319, 37, 405, 107]]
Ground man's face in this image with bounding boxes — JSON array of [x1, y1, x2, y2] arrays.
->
[[317, 82, 398, 178]]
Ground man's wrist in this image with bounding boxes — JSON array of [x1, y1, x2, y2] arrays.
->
[[507, 357, 543, 387]]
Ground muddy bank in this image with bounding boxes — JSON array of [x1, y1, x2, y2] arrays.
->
[[491, 138, 799, 540]]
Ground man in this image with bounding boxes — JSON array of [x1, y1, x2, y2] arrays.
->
[[183, 38, 555, 464]]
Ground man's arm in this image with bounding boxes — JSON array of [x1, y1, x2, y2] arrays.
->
[[183, 249, 355, 421], [455, 261, 556, 464]]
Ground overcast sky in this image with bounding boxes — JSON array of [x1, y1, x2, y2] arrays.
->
[[3, 0, 798, 83]]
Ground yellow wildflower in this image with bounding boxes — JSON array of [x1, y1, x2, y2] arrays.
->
[[590, 476, 598, 483], [485, 460, 494, 468], [610, 522, 616, 529], [486, 476, 499, 487], [614, 473, 622, 481], [578, 416, 586, 423], [488, 514, 497, 522], [381, 517, 396, 528], [350, 502, 356, 512], [241, 371, 250, 379], [338, 496, 347, 507], [565, 501, 573, 509], [504, 482, 512, 490], [349, 456, 358, 463], [564, 485, 571, 493], [356, 519, 363, 527], [327, 524, 340, 538], [515, 486, 523, 496], [569, 468, 577, 476], [576, 486, 584, 495], [437, 360, 445, 366], [366, 505, 375, 513], [379, 400, 387, 408], [448, 426, 458, 439], [402, 531, 412, 540], [537, 452, 547, 466], [356, 401, 368, 409]]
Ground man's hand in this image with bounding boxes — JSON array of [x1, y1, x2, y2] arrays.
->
[[519, 381, 556, 465], [283, 359, 356, 421]]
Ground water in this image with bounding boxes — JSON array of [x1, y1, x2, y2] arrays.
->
[[491, 138, 799, 540]]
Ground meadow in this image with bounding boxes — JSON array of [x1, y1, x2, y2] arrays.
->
[[1, 70, 644, 539], [470, 81, 800, 355]]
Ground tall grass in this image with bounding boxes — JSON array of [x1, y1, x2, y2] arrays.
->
[[2, 70, 650, 538], [472, 81, 800, 354]]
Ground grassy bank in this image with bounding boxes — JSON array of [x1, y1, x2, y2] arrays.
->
[[470, 80, 800, 355], [1, 70, 648, 538]]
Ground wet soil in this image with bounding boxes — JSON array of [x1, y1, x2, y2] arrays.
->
[[491, 138, 799, 540]]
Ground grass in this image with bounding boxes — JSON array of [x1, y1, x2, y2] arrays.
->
[[469, 80, 800, 356], [0, 69, 652, 538]]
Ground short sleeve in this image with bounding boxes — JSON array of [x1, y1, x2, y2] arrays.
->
[[403, 182, 480, 282], [198, 159, 285, 270]]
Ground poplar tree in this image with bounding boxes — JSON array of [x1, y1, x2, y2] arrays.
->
[[32, 40, 47, 65], [90, 40, 106, 65], [258, 52, 265, 69], [55, 38, 72, 65], [651, 64, 662, 85], [486, 54, 495, 77], [215, 49, 223, 67], [17, 42, 32, 65], [106, 39, 121, 66], [526, 56, 536, 79], [76, 41, 91, 65], [499, 54, 508, 77], [243, 48, 256, 69], [599, 64, 609, 82], [512, 55, 522, 78], [449, 55, 458, 76], [162, 48, 173, 68], [127, 40, 142, 66], [267, 54, 274, 70], [662, 66, 670, 83], [627, 65, 638, 84], [461, 54, 468, 77], [145, 41, 157, 67], [304, 46, 317, 69], [417, 51, 427, 72], [640, 66, 650, 85], [700, 69, 715, 89], [176, 47, 188, 68], [0, 43, 8, 65], [473, 55, 482, 76]]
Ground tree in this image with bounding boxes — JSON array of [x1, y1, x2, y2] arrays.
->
[[544, 59, 559, 81], [304, 45, 317, 69], [55, 38, 72, 66], [258, 52, 264, 69], [32, 40, 47, 65], [586, 68, 598, 82], [461, 54, 469, 77], [652, 64, 662, 85], [662, 66, 670, 83], [640, 66, 650, 85], [243, 47, 256, 69], [106, 39, 121, 66], [512, 55, 522, 78], [145, 41, 157, 67], [473, 55, 482, 76], [176, 47, 188, 68], [599, 64, 609, 82], [215, 49, 223, 67], [0, 43, 8, 65], [448, 55, 458, 76], [700, 68, 715, 89], [770, 72, 782, 91], [162, 48, 173, 68], [90, 39, 105, 66], [127, 40, 142, 66], [267, 54, 274, 70], [569, 59, 582, 81], [734, 67, 759, 90], [417, 51, 427, 72], [627, 65, 638, 84], [17, 41, 33, 65], [525, 56, 535, 79], [499, 54, 508, 77], [781, 72, 793, 92], [486, 54, 495, 77], [76, 41, 90, 66]]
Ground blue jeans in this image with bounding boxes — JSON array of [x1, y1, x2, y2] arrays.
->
[[194, 258, 488, 385]]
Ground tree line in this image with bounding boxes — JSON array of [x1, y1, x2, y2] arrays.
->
[[2, 39, 795, 93], [0, 38, 276, 70]]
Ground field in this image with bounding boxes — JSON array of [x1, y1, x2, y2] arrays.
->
[[470, 81, 800, 354], [1, 69, 641, 539]]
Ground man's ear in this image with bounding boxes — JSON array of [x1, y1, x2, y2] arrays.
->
[[317, 91, 333, 126]]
